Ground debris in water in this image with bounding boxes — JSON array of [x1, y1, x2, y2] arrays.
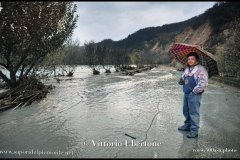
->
[[125, 133, 136, 139]]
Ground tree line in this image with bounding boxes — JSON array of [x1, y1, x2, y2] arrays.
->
[[51, 40, 160, 75]]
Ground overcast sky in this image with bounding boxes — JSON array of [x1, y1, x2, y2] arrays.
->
[[72, 2, 215, 45]]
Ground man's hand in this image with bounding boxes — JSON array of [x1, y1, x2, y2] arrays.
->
[[178, 78, 184, 85], [190, 91, 196, 95]]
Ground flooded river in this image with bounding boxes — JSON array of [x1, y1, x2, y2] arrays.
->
[[0, 65, 239, 158]]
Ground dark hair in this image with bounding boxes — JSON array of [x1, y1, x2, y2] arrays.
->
[[187, 52, 199, 61]]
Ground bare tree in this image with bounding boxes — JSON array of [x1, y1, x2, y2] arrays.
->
[[130, 49, 142, 68], [103, 47, 112, 73], [84, 41, 101, 74]]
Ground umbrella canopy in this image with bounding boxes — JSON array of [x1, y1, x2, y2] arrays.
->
[[170, 43, 219, 77]]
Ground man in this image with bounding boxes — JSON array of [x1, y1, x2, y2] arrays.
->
[[178, 52, 208, 138]]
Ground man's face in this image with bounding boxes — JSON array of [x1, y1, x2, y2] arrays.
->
[[187, 56, 197, 66]]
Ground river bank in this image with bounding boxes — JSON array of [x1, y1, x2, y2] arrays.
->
[[210, 76, 240, 89], [0, 77, 54, 112], [120, 64, 158, 76]]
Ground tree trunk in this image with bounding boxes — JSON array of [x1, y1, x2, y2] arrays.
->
[[0, 71, 12, 87], [54, 65, 56, 77], [10, 71, 17, 88], [0, 70, 18, 88]]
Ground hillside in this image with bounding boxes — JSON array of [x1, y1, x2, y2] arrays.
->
[[97, 2, 240, 78]]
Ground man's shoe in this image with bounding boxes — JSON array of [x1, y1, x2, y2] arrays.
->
[[178, 125, 190, 131], [187, 132, 198, 138]]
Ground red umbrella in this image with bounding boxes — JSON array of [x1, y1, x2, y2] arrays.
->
[[170, 43, 219, 77]]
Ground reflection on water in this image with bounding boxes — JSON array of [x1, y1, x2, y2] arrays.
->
[[0, 65, 239, 158], [178, 131, 199, 158]]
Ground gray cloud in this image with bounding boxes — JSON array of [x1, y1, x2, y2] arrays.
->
[[72, 2, 215, 44]]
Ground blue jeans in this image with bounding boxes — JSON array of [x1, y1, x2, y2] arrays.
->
[[183, 92, 202, 133]]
